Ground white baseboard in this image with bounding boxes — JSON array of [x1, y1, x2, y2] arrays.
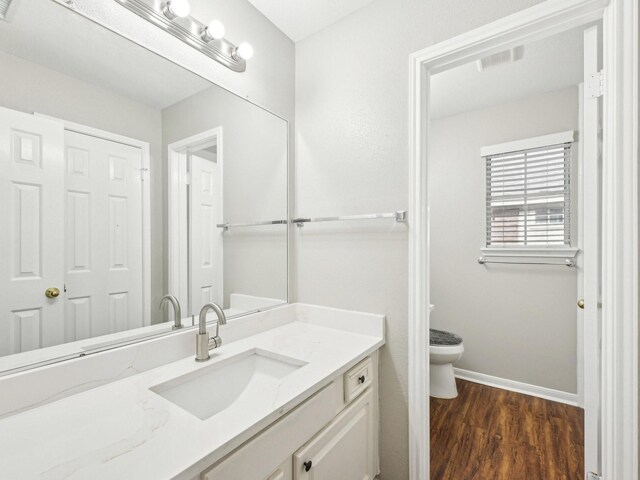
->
[[453, 368, 580, 407]]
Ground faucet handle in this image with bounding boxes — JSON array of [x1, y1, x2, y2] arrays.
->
[[209, 335, 222, 349]]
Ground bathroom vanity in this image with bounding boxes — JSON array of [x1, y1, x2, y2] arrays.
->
[[0, 304, 384, 479], [199, 355, 377, 480], [0, 3, 386, 478]]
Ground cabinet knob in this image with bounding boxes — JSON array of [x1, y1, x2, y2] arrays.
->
[[303, 460, 312, 472], [358, 375, 366, 384]]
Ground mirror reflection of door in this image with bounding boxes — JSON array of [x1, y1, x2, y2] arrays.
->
[[0, 107, 146, 355], [167, 128, 224, 320], [188, 145, 223, 314], [64, 130, 144, 341], [0, 107, 65, 356]]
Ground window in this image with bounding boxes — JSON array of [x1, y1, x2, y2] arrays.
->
[[484, 141, 571, 247]]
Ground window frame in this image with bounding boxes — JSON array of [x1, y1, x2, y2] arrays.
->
[[481, 131, 579, 260]]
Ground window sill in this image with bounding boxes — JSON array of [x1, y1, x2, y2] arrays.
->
[[480, 247, 579, 260]]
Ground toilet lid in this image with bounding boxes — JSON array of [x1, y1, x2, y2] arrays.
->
[[429, 328, 463, 346]]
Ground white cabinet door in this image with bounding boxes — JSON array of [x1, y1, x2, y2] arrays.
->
[[293, 389, 375, 480], [0, 106, 65, 355], [63, 131, 144, 339]]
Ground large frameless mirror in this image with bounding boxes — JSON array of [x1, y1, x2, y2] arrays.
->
[[0, 0, 288, 374]]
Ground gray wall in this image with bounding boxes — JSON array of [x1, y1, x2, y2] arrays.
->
[[0, 50, 166, 323], [294, 0, 547, 478], [429, 87, 579, 393], [162, 86, 288, 309]]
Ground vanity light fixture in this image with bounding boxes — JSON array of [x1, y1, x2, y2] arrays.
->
[[162, 0, 190, 20], [112, 0, 251, 72], [201, 19, 226, 42], [233, 42, 254, 61]]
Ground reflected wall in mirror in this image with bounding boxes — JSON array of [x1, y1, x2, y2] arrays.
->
[[0, 0, 288, 374]]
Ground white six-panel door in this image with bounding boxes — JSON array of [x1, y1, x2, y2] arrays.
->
[[189, 153, 222, 312], [0, 107, 65, 356], [63, 131, 144, 340]]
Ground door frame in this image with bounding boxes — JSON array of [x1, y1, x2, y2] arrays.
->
[[35, 114, 152, 327], [167, 127, 224, 315], [407, 0, 638, 479]]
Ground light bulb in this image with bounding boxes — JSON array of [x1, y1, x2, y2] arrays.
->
[[234, 42, 254, 60], [201, 19, 225, 42], [163, 0, 190, 19]]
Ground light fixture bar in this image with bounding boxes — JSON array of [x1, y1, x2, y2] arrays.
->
[[114, 0, 247, 72]]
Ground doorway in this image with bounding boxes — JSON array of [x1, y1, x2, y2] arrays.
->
[[167, 127, 224, 318], [407, 1, 638, 479], [426, 23, 596, 478]]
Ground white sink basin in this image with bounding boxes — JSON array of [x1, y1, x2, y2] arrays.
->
[[150, 349, 307, 420]]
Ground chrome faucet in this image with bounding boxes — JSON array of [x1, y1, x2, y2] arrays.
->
[[159, 294, 183, 330], [195, 303, 227, 362]]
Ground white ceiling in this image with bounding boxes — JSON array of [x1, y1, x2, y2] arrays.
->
[[430, 27, 585, 119], [246, 0, 376, 42], [0, 0, 212, 110]]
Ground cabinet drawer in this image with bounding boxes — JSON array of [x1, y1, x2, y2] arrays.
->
[[344, 357, 372, 404]]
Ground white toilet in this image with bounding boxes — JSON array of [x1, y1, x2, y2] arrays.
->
[[429, 328, 464, 399]]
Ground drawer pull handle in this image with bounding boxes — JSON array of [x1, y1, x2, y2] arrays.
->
[[303, 460, 313, 472], [358, 375, 366, 384]]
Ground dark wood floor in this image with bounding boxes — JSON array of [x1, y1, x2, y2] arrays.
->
[[430, 379, 584, 480]]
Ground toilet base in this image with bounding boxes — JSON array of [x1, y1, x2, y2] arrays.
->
[[430, 363, 458, 399]]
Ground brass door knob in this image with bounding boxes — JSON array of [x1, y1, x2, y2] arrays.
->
[[45, 287, 60, 299], [577, 299, 585, 309]]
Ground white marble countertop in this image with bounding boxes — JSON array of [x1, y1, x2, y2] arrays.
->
[[0, 309, 384, 479]]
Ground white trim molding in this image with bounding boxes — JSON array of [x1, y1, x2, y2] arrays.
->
[[600, 1, 639, 478], [408, 33, 430, 480], [480, 130, 576, 157], [408, 1, 637, 479], [454, 368, 579, 406]]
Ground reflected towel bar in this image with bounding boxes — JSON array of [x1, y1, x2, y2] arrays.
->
[[478, 256, 575, 267], [292, 210, 407, 227], [217, 220, 288, 231]]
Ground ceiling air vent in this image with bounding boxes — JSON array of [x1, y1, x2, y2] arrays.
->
[[0, 0, 20, 21], [476, 46, 525, 72]]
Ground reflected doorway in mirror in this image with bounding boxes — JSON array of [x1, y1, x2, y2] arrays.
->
[[167, 127, 224, 320]]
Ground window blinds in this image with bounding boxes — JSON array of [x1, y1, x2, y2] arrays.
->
[[485, 142, 571, 246]]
